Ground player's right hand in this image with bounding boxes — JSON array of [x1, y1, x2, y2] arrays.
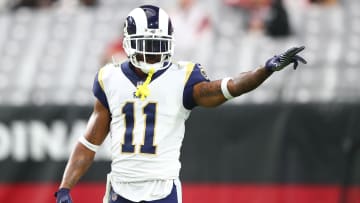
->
[[55, 188, 73, 203]]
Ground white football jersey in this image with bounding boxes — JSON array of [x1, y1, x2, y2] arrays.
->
[[93, 60, 209, 201]]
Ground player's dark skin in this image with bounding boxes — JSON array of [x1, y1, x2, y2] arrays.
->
[[59, 54, 273, 189]]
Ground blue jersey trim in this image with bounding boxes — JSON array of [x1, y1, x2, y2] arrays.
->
[[121, 61, 170, 87], [93, 72, 110, 110], [183, 64, 210, 110]]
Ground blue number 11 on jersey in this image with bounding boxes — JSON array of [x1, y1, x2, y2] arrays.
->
[[121, 102, 157, 154]]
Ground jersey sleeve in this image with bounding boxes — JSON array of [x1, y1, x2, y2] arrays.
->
[[183, 63, 210, 110], [93, 71, 110, 110]]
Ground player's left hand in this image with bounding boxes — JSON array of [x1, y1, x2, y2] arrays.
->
[[55, 188, 73, 203], [265, 46, 307, 72]]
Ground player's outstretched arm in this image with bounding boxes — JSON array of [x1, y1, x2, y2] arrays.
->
[[193, 46, 307, 107], [55, 99, 111, 203]]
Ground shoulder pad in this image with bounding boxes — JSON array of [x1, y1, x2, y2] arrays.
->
[[176, 61, 196, 69], [101, 63, 118, 70]]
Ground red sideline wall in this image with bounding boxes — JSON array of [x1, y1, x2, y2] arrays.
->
[[0, 183, 359, 203]]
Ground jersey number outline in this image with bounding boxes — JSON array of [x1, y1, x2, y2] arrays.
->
[[121, 102, 157, 154]]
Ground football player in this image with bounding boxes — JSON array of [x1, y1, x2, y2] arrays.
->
[[55, 5, 306, 203]]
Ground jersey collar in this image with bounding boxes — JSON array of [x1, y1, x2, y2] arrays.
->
[[121, 61, 170, 87]]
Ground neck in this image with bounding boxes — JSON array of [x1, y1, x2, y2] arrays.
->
[[130, 63, 147, 79], [135, 67, 147, 79]]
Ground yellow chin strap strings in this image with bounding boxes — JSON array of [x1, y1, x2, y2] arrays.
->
[[135, 68, 155, 100]]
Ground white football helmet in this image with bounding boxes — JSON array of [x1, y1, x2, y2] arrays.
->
[[123, 5, 175, 73]]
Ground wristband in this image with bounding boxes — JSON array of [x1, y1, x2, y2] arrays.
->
[[221, 77, 234, 100], [79, 136, 100, 152]]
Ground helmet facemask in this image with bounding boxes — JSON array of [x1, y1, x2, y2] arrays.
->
[[123, 33, 174, 73]]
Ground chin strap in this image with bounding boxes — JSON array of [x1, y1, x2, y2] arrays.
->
[[135, 68, 155, 100]]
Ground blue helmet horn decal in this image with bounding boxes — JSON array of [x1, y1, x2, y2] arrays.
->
[[140, 5, 160, 29], [125, 16, 136, 35], [168, 19, 173, 35]]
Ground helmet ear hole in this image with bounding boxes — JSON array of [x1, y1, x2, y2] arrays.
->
[[123, 5, 174, 72]]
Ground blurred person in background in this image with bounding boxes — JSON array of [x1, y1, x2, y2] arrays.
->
[[223, 0, 270, 32], [246, 0, 270, 33], [101, 33, 127, 66], [169, 0, 212, 63], [9, 0, 98, 10], [224, 0, 292, 36], [79, 0, 97, 7], [55, 4, 306, 203], [264, 0, 292, 37], [10, 0, 57, 10], [54, 0, 98, 10], [309, 0, 337, 5]]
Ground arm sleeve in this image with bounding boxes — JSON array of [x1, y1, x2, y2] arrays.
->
[[183, 63, 210, 110], [93, 72, 110, 111]]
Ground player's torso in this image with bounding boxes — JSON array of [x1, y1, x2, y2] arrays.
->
[[100, 62, 192, 181]]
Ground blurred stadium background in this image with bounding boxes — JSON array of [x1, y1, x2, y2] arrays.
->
[[0, 0, 359, 202]]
